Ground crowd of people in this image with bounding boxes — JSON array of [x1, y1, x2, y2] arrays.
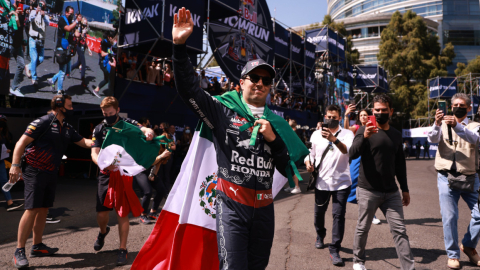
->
[[5, 1, 117, 97]]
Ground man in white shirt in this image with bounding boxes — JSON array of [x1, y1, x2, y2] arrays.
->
[[427, 93, 480, 270], [305, 104, 354, 266]]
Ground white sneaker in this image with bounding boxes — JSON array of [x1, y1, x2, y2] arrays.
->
[[291, 187, 302, 194], [372, 217, 381, 225], [353, 262, 367, 270], [284, 187, 293, 192]]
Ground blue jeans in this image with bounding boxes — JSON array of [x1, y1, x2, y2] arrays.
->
[[29, 37, 45, 81], [52, 48, 71, 91], [0, 160, 12, 201], [438, 172, 480, 259]]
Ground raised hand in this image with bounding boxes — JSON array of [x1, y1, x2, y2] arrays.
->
[[172, 7, 194, 45]]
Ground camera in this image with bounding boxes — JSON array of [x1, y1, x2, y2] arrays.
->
[[38, 2, 45, 10]]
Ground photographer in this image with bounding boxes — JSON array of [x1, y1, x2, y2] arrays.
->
[[93, 31, 116, 95], [10, 0, 26, 95], [427, 93, 480, 270], [71, 16, 92, 88], [25, 0, 49, 86], [9, 95, 92, 269], [305, 104, 353, 266], [48, 6, 80, 94]]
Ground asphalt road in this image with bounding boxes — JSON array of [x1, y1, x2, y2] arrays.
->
[[0, 159, 478, 269], [8, 26, 109, 105]]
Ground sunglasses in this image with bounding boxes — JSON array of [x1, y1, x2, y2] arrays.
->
[[244, 74, 272, 86]]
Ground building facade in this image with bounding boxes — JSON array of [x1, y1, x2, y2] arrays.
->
[[296, 0, 480, 73]]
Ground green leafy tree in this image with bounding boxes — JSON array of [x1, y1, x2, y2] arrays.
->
[[454, 56, 480, 95], [378, 11, 455, 119]]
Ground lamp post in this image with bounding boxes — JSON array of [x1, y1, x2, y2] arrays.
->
[[388, 73, 403, 87]]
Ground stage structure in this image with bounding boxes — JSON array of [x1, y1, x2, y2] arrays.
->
[[424, 73, 480, 127]]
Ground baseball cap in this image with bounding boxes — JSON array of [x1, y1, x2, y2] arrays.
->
[[241, 59, 275, 79], [0, 115, 7, 121]]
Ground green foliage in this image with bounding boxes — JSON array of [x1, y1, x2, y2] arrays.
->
[[455, 56, 480, 77], [199, 189, 205, 198], [377, 11, 455, 119], [200, 200, 205, 207]]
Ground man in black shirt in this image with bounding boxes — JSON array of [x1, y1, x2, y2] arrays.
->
[[349, 94, 414, 270], [48, 6, 80, 94], [9, 95, 92, 269], [90, 96, 155, 266]]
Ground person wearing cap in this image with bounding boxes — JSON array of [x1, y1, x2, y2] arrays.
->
[[172, 8, 304, 269]]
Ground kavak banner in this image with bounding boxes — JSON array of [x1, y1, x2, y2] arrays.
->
[[305, 68, 317, 99], [305, 27, 345, 60], [274, 23, 289, 59], [121, 0, 204, 56], [305, 41, 316, 68], [429, 77, 457, 99], [291, 31, 303, 65], [208, 0, 274, 84], [353, 65, 388, 93]]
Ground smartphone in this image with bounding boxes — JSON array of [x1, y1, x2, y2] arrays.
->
[[438, 101, 447, 116], [368, 115, 377, 129]]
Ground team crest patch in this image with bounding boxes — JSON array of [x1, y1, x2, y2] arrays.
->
[[199, 172, 218, 219]]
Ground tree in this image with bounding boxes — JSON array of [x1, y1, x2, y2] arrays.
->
[[378, 10, 455, 119], [455, 56, 480, 77]]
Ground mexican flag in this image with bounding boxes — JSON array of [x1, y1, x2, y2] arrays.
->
[[131, 127, 288, 270], [97, 121, 166, 217]]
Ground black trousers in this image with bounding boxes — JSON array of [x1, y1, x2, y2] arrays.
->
[[314, 186, 351, 253], [134, 170, 167, 214]]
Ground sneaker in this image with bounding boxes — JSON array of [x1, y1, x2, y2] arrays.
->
[[372, 217, 381, 225], [315, 237, 325, 249], [330, 252, 344, 266], [30, 243, 59, 257], [13, 248, 29, 269], [94, 226, 110, 251], [6, 202, 24, 212], [47, 78, 55, 91], [461, 244, 480, 266], [25, 65, 31, 78], [46, 214, 61, 224], [353, 262, 367, 270], [447, 258, 460, 269], [284, 187, 293, 193], [140, 215, 151, 224], [291, 186, 302, 194], [57, 90, 64, 95], [10, 88, 25, 97], [32, 79, 38, 85], [116, 248, 128, 266], [149, 212, 160, 220]]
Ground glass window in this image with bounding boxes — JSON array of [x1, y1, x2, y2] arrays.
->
[[368, 26, 379, 37], [351, 29, 362, 39], [470, 0, 480, 15], [361, 28, 368, 38], [455, 1, 468, 14], [444, 30, 480, 46], [380, 26, 387, 34], [345, 8, 352, 17]]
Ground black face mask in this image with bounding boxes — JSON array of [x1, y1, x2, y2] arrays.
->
[[68, 14, 74, 21], [62, 108, 74, 118], [374, 113, 390, 125], [105, 114, 118, 125], [453, 107, 468, 118], [324, 119, 339, 129]]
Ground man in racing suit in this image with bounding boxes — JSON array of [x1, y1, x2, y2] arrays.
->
[[173, 8, 290, 269]]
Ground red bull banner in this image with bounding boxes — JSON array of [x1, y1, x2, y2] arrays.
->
[[86, 35, 102, 54], [208, 0, 274, 84]]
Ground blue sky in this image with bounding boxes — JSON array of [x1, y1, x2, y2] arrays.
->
[[265, 0, 328, 28]]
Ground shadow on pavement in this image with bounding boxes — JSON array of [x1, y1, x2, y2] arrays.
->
[[404, 217, 442, 227], [28, 250, 139, 269]]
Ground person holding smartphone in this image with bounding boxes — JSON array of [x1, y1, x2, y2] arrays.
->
[[349, 94, 414, 270], [305, 104, 354, 266]]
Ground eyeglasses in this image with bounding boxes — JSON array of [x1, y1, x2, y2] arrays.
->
[[244, 74, 272, 86]]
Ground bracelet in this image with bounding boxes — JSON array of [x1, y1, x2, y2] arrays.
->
[[11, 164, 21, 167], [334, 138, 340, 145]]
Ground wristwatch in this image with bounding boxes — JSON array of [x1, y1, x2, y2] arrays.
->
[[334, 139, 340, 145], [11, 164, 21, 167]]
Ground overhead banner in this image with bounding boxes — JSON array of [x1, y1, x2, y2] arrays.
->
[[305, 27, 345, 60], [305, 41, 316, 68], [291, 32, 304, 65], [274, 23, 290, 59], [121, 0, 204, 55], [429, 77, 457, 99], [209, 0, 274, 84], [353, 65, 388, 93], [210, 0, 240, 20]]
